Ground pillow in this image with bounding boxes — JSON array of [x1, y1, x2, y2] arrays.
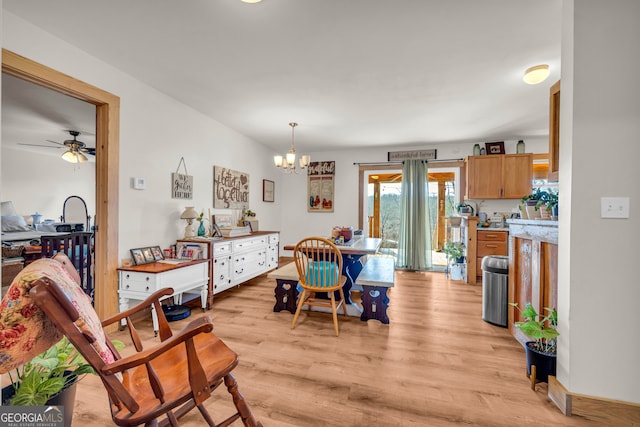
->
[[1, 201, 17, 216], [0, 255, 114, 374], [305, 261, 340, 288], [1, 215, 32, 232]]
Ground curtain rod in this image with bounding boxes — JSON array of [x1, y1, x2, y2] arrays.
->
[[353, 158, 463, 166]]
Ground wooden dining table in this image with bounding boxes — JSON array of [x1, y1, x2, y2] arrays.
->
[[282, 237, 382, 315]]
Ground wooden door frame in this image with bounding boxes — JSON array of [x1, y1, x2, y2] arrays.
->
[[2, 49, 120, 323]]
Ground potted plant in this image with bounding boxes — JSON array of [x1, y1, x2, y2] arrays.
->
[[510, 302, 559, 387], [535, 190, 558, 219], [455, 202, 475, 216], [521, 188, 548, 219], [444, 242, 466, 280]]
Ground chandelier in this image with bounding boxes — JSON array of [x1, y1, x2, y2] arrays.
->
[[273, 122, 310, 173]]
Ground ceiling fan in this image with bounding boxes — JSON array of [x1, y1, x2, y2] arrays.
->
[[18, 130, 95, 163]]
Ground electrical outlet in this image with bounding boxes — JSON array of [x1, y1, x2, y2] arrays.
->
[[600, 197, 629, 218]]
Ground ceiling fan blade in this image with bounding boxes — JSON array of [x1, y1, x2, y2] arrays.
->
[[80, 147, 96, 155], [18, 143, 63, 149], [45, 139, 66, 146]]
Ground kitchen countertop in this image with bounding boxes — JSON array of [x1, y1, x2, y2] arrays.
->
[[506, 219, 558, 227], [476, 226, 509, 231]]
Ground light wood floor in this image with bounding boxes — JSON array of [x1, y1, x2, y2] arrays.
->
[[72, 265, 602, 426]]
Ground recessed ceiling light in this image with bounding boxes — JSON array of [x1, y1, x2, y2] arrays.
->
[[523, 64, 550, 85]]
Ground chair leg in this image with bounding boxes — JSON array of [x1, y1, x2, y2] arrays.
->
[[291, 289, 307, 330], [224, 373, 263, 427], [330, 292, 339, 336], [338, 288, 348, 316]]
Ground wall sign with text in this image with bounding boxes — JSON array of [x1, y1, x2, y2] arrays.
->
[[307, 161, 335, 213], [213, 166, 249, 209], [387, 149, 437, 161]]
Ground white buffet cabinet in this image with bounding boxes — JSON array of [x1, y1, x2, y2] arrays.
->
[[212, 232, 279, 294]]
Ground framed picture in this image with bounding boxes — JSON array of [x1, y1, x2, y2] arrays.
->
[[142, 247, 155, 262], [243, 220, 253, 232], [151, 246, 164, 261], [211, 223, 222, 238], [213, 214, 233, 228], [263, 179, 275, 202], [130, 248, 146, 265], [485, 141, 505, 155]]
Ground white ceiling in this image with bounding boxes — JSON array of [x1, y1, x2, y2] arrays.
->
[[2, 0, 562, 153]]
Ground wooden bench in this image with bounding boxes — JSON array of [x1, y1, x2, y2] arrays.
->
[[355, 256, 395, 324], [266, 262, 299, 314]]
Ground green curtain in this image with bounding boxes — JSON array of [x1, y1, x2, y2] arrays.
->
[[397, 159, 432, 270]]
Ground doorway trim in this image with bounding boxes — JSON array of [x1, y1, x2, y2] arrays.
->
[[2, 49, 120, 322]]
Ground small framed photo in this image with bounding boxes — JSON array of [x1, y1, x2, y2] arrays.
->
[[130, 248, 146, 265], [213, 214, 233, 228], [243, 220, 253, 232], [142, 247, 155, 262], [151, 246, 164, 261], [263, 179, 275, 202], [485, 141, 505, 155], [211, 223, 222, 238]]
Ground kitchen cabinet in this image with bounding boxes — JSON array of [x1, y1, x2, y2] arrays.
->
[[507, 220, 558, 344], [466, 154, 532, 199], [548, 80, 560, 182], [475, 230, 508, 278]]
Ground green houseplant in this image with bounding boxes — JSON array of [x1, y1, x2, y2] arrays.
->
[[443, 242, 465, 263], [510, 302, 559, 385]]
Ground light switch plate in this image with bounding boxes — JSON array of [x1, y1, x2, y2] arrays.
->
[[600, 197, 629, 218]]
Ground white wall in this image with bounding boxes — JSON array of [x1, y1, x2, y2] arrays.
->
[[1, 11, 282, 260], [556, 0, 640, 403], [1, 147, 95, 222]]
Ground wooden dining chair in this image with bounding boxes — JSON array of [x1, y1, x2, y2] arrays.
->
[[25, 256, 262, 427], [291, 237, 347, 336]]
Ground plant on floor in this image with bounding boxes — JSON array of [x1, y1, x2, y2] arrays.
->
[[443, 242, 465, 262], [509, 303, 559, 354]]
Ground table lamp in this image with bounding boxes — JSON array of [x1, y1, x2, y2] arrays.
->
[[180, 206, 199, 238]]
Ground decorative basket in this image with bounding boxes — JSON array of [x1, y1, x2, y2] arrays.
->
[[2, 245, 24, 258]]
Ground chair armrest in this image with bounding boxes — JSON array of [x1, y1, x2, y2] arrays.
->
[[101, 315, 214, 375], [101, 287, 174, 327]]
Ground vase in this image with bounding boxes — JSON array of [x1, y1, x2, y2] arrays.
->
[[516, 139, 525, 153], [473, 144, 481, 156], [197, 221, 206, 236]]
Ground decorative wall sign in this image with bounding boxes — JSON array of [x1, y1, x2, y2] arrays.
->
[[307, 161, 335, 213], [387, 149, 437, 161], [171, 157, 193, 199], [213, 166, 249, 209]]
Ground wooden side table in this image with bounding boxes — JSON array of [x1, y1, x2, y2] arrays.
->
[[117, 259, 208, 335]]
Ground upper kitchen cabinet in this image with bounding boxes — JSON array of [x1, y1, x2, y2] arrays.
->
[[548, 80, 560, 182], [466, 154, 532, 199]]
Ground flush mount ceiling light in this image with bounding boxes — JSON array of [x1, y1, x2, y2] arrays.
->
[[274, 122, 310, 174], [241, 0, 262, 3], [523, 64, 550, 85]]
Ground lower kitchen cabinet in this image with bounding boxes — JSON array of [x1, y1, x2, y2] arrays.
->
[[475, 230, 508, 278]]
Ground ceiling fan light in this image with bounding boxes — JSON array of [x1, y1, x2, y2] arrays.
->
[[62, 150, 88, 163], [523, 64, 550, 85]]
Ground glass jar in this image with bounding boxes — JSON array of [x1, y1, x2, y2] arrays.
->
[[473, 144, 481, 156], [517, 139, 525, 154]]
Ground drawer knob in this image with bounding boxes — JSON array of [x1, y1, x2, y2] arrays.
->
[[126, 274, 130, 279], [126, 284, 130, 289], [145, 286, 149, 291], [146, 277, 150, 281]]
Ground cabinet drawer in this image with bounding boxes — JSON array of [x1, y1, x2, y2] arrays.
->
[[477, 241, 507, 256], [269, 234, 280, 245], [159, 263, 206, 291], [233, 236, 266, 252], [213, 256, 231, 293], [120, 272, 156, 293], [214, 242, 231, 257], [477, 231, 507, 242]]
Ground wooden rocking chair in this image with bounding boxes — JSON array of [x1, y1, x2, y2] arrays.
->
[[29, 271, 263, 427]]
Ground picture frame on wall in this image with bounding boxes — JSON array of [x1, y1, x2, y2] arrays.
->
[[485, 141, 505, 155], [263, 179, 275, 202]]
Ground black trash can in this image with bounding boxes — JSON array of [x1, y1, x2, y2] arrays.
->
[[481, 255, 509, 327]]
